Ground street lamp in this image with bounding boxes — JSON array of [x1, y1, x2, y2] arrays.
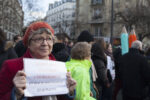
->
[[110, 0, 114, 45]]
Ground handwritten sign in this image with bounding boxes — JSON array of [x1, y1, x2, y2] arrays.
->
[[24, 58, 69, 97]]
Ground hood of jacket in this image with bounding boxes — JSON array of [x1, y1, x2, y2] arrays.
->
[[66, 59, 92, 72]]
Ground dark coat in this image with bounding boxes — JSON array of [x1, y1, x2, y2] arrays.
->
[[119, 48, 150, 98], [92, 54, 109, 87], [147, 56, 150, 66], [14, 40, 27, 57], [113, 48, 122, 79], [0, 41, 17, 69], [52, 43, 70, 62], [0, 49, 73, 100]]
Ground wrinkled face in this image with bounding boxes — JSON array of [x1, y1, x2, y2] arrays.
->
[[28, 32, 53, 59]]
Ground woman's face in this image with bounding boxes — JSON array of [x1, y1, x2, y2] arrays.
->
[[108, 44, 112, 53], [28, 32, 53, 59]]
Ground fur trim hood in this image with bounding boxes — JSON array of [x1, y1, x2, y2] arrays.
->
[[0, 41, 14, 53], [4, 41, 14, 51]]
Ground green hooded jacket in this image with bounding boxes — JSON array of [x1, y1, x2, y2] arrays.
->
[[66, 59, 96, 100]]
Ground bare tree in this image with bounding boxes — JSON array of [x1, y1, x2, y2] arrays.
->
[[53, 15, 76, 38], [54, 20, 70, 34], [114, 0, 150, 40]]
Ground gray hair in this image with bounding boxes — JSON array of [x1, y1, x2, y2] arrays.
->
[[28, 28, 53, 45], [71, 42, 91, 60], [131, 40, 142, 50]]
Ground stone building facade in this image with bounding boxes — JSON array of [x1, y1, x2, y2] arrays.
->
[[75, 0, 91, 37], [45, 0, 76, 37], [76, 0, 112, 41], [0, 0, 24, 40], [76, 0, 148, 42]]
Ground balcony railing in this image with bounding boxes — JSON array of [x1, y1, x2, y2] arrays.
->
[[91, 0, 102, 5], [92, 14, 102, 20]]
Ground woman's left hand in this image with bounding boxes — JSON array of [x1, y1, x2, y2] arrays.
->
[[66, 72, 76, 94]]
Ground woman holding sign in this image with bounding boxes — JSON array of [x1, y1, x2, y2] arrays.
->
[[0, 21, 76, 100]]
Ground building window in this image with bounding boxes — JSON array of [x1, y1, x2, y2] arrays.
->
[[62, 0, 66, 3], [92, 0, 102, 4], [93, 8, 101, 19], [66, 0, 72, 2], [72, 12, 75, 17], [94, 27, 101, 36], [59, 14, 61, 19], [63, 13, 65, 17], [73, 5, 76, 9], [0, 6, 2, 15]]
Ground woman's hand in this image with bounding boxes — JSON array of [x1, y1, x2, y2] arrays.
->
[[13, 71, 26, 98], [66, 72, 76, 95]]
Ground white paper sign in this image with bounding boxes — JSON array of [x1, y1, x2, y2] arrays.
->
[[24, 58, 69, 97]]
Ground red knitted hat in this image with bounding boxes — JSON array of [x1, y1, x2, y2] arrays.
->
[[23, 21, 54, 46]]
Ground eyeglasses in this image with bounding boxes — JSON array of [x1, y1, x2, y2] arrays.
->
[[30, 37, 53, 44]]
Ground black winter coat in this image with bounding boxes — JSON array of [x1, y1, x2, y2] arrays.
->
[[92, 55, 109, 87], [14, 40, 27, 57], [113, 48, 122, 79], [52, 43, 70, 62], [0, 41, 18, 69], [119, 48, 150, 98]]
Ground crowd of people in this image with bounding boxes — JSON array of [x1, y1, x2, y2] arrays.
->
[[0, 21, 150, 100]]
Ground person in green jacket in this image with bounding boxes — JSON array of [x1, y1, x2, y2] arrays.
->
[[66, 42, 96, 100]]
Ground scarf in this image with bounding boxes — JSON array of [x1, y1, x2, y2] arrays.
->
[[105, 50, 114, 61], [91, 60, 98, 82]]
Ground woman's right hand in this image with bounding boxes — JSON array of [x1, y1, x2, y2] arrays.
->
[[13, 71, 26, 98]]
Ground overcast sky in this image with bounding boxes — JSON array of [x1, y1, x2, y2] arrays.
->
[[22, 0, 60, 25]]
